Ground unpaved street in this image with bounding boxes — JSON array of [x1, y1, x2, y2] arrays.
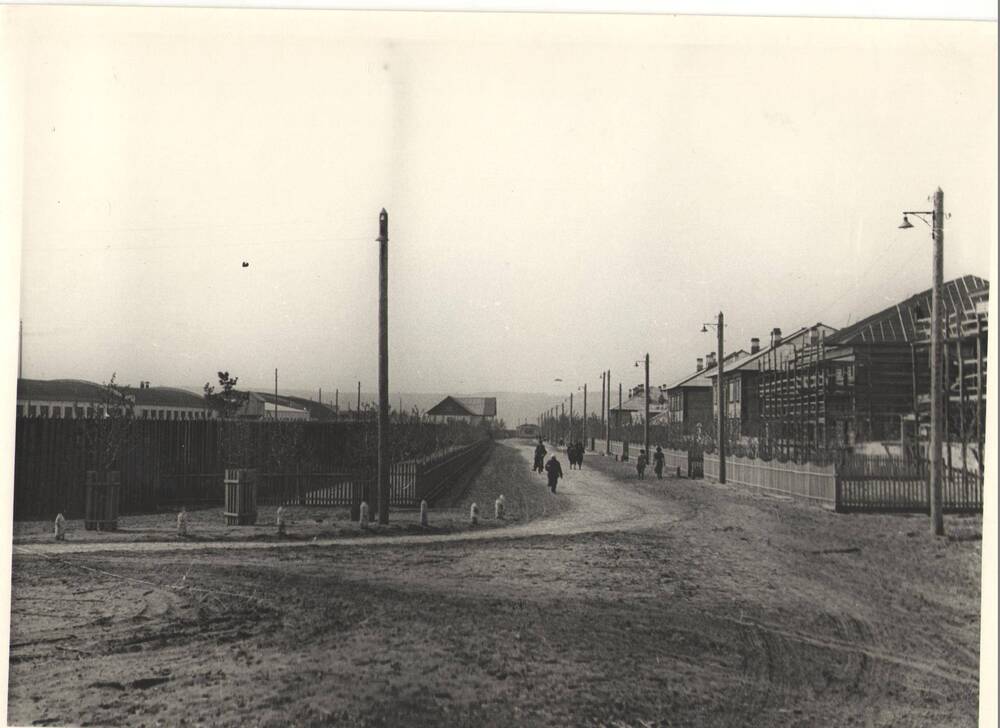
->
[[7, 442, 982, 727]]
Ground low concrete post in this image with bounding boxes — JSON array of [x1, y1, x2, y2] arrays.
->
[[276, 506, 286, 537], [176, 509, 188, 537], [359, 501, 369, 529], [495, 495, 506, 520], [470, 502, 479, 525], [419, 500, 428, 528], [54, 513, 66, 541]]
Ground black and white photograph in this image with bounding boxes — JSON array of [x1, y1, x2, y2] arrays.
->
[[1, 3, 996, 726]]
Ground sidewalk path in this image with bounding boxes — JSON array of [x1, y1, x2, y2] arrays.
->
[[15, 442, 679, 557]]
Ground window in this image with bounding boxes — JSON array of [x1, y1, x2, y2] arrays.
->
[[86, 406, 94, 418], [40, 405, 49, 418], [75, 406, 84, 418], [53, 407, 62, 418], [29, 405, 37, 417]]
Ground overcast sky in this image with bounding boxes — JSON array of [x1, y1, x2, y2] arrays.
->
[[5, 8, 997, 397]]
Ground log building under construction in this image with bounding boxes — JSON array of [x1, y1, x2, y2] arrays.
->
[[753, 274, 988, 469]]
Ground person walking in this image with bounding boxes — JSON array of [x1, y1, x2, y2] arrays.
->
[[545, 455, 564, 493], [575, 442, 585, 470], [653, 446, 665, 479], [533, 439, 547, 474], [636, 449, 648, 479]]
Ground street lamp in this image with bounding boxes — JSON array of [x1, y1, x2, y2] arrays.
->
[[703, 313, 726, 484], [634, 353, 650, 457], [899, 188, 945, 537]]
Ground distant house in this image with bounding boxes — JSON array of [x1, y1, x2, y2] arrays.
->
[[516, 423, 541, 439], [610, 384, 671, 425], [16, 379, 216, 420], [658, 350, 748, 438], [236, 392, 312, 422], [425, 396, 497, 424]]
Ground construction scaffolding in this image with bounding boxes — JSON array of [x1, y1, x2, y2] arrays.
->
[[911, 286, 989, 483]]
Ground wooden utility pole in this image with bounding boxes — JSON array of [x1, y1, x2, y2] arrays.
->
[[643, 353, 650, 456], [717, 312, 727, 484], [357, 381, 361, 415], [274, 368, 279, 420], [617, 381, 622, 440], [929, 188, 944, 536], [600, 372, 606, 430], [18, 319, 23, 379], [601, 369, 611, 455], [335, 388, 339, 412], [582, 383, 588, 447], [377, 209, 390, 525], [569, 393, 574, 443]]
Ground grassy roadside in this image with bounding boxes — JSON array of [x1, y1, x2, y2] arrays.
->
[[446, 440, 572, 523]]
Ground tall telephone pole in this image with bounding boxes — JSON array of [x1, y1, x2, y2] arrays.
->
[[717, 312, 726, 485], [605, 370, 611, 455], [643, 353, 650, 455], [377, 209, 390, 525], [899, 188, 945, 536], [569, 393, 574, 443], [582, 383, 588, 447]]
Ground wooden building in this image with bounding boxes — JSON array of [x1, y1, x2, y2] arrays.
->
[[425, 396, 497, 424], [755, 274, 988, 460]]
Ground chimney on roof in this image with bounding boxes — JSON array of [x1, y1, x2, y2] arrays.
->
[[696, 357, 704, 372], [770, 328, 783, 347], [706, 352, 717, 368], [750, 337, 760, 354]]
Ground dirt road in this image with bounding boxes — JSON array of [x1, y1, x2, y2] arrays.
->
[[7, 441, 982, 727]]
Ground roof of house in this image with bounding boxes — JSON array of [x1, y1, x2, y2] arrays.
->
[[826, 274, 989, 345], [426, 396, 497, 418], [17, 378, 112, 402], [250, 391, 327, 417], [120, 386, 208, 408], [665, 349, 749, 392], [17, 379, 215, 409], [722, 324, 837, 374]]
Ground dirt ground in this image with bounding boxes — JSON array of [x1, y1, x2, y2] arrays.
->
[[6, 441, 983, 727]]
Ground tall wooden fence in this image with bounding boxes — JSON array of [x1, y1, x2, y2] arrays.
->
[[12, 419, 488, 519]]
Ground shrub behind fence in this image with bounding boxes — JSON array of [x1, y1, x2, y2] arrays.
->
[[13, 418, 486, 520]]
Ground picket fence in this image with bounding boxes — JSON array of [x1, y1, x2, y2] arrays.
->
[[588, 438, 982, 514]]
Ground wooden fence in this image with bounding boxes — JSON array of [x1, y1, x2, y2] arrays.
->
[[13, 419, 490, 519], [834, 454, 983, 513], [703, 453, 838, 508]]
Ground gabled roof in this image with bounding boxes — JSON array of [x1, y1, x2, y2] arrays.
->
[[705, 324, 838, 376], [665, 349, 749, 392], [250, 392, 337, 420], [827, 274, 988, 345], [426, 396, 497, 418]]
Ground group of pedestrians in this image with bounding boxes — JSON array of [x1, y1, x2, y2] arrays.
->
[[633, 445, 666, 479], [532, 438, 579, 493], [533, 439, 669, 493]]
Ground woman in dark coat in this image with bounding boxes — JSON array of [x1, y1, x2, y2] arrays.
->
[[545, 455, 563, 493]]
